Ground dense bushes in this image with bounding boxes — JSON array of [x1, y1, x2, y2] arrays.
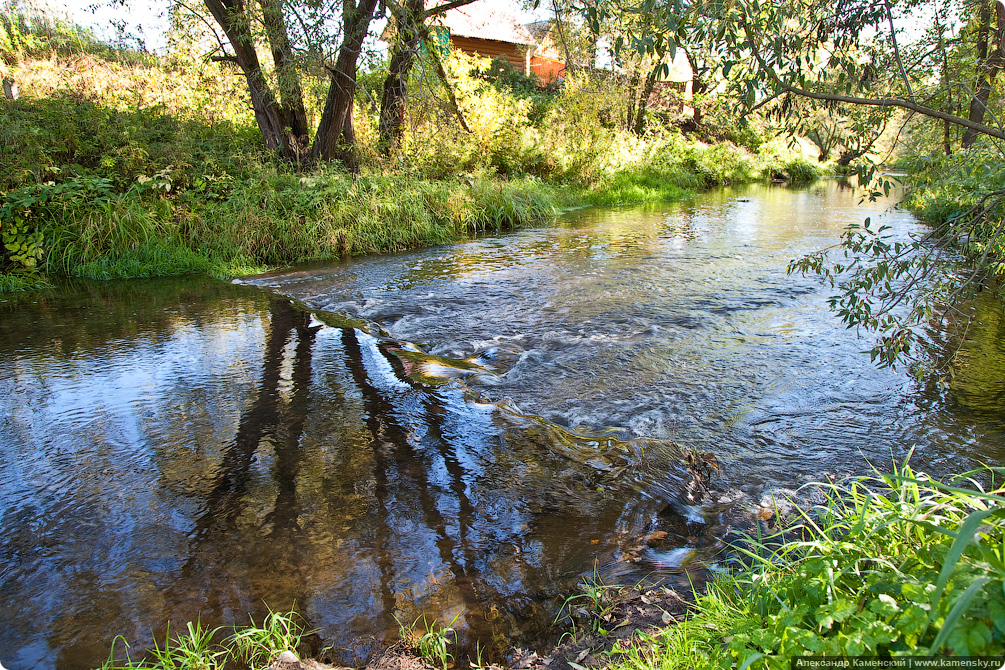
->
[[0, 18, 822, 286]]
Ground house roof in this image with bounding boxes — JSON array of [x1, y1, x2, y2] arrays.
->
[[426, 1, 537, 45]]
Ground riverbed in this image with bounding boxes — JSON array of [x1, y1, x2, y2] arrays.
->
[[1, 181, 1002, 669]]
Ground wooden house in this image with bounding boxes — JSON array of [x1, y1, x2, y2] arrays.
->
[[426, 2, 567, 84]]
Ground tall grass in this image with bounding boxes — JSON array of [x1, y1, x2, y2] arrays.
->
[[99, 607, 309, 670], [613, 458, 1005, 670], [724, 461, 1004, 664], [1, 15, 822, 288]]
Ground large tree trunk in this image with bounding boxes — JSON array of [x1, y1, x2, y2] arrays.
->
[[378, 0, 424, 155], [204, 0, 307, 162], [962, 0, 1005, 148], [261, 0, 310, 149], [312, 0, 380, 165]]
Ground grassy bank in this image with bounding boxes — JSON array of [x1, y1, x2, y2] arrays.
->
[[0, 19, 821, 290], [899, 145, 1005, 265], [610, 461, 1005, 670]]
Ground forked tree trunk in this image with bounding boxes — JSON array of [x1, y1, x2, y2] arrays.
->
[[204, 0, 312, 161]]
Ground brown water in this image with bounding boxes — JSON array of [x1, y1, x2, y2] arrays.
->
[[1, 181, 1003, 669]]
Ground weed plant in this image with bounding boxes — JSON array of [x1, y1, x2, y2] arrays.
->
[[228, 606, 309, 669], [609, 459, 1004, 670], [99, 621, 226, 670], [554, 572, 623, 638], [397, 613, 461, 670], [98, 608, 308, 670], [721, 461, 1005, 665]]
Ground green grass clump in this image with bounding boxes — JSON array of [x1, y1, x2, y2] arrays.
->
[[100, 620, 226, 670], [99, 607, 309, 670], [397, 613, 461, 670], [609, 460, 1005, 670], [229, 606, 310, 669]]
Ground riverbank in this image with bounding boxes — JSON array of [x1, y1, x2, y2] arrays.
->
[[1, 39, 821, 291], [93, 461, 1005, 669]]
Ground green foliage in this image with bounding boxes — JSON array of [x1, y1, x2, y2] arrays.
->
[[721, 460, 1005, 667], [0, 6, 142, 64], [0, 30, 824, 289], [228, 606, 309, 669], [1, 202, 43, 268], [99, 621, 227, 670], [476, 57, 555, 124], [397, 614, 460, 670], [99, 608, 313, 670]]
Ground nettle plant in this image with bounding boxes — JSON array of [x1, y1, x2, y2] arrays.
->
[[0, 176, 115, 271]]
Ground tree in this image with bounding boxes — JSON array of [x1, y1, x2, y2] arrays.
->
[[377, 0, 479, 155], [198, 0, 380, 169]]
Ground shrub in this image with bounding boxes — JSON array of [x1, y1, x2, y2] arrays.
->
[[723, 460, 1005, 666]]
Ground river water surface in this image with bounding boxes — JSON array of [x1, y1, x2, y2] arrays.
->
[[1, 182, 1003, 669]]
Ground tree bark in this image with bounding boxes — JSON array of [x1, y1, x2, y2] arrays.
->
[[551, 0, 575, 77], [311, 0, 380, 165], [632, 62, 660, 136], [378, 0, 424, 155], [427, 35, 472, 132], [962, 0, 1005, 148], [962, 0, 995, 149], [261, 0, 311, 149], [203, 0, 308, 162], [625, 69, 641, 131]]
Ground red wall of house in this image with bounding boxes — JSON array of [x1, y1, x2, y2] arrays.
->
[[530, 55, 564, 84]]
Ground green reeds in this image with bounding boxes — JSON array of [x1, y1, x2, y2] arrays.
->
[[98, 607, 309, 670]]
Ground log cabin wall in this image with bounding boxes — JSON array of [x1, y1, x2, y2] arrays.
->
[[450, 35, 529, 74]]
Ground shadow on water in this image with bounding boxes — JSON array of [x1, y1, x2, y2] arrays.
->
[[0, 280, 702, 670]]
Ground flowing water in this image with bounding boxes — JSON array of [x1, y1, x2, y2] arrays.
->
[[1, 181, 1004, 670]]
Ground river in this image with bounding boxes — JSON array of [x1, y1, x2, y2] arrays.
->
[[1, 181, 1002, 669]]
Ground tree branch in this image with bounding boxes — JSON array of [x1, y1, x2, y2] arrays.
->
[[882, 0, 913, 99], [739, 12, 1005, 141], [773, 85, 1005, 142], [424, 0, 480, 19]]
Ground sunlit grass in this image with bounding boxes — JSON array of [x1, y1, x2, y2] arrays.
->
[[609, 456, 1005, 670], [98, 608, 310, 670], [2, 17, 822, 282]]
